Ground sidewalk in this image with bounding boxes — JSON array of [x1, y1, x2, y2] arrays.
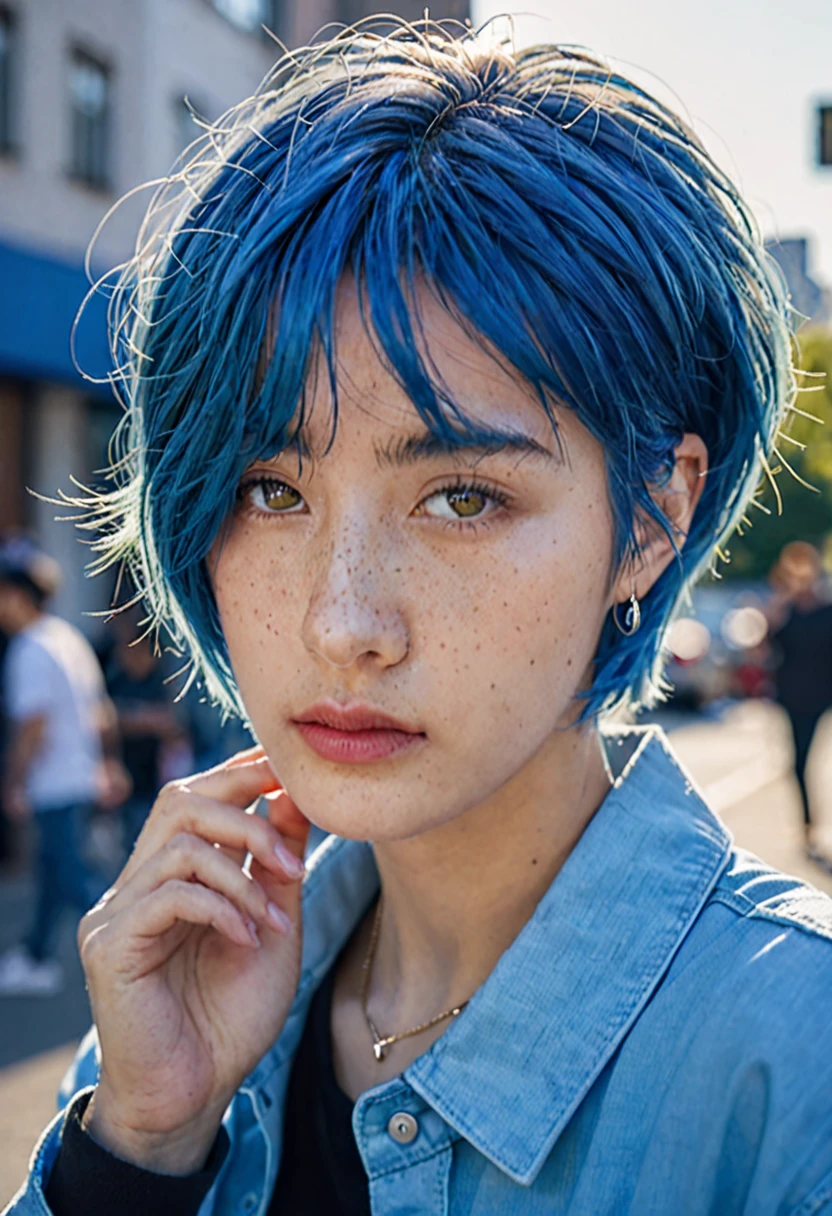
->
[[666, 699, 832, 893], [2, 702, 831, 1205]]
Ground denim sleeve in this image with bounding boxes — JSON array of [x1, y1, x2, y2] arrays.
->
[[2, 1026, 101, 1214]]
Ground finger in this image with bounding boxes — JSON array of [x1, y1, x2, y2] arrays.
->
[[128, 792, 307, 886], [263, 789, 311, 859], [219, 747, 269, 865], [174, 755, 282, 871], [104, 833, 290, 935], [247, 791, 311, 947], [217, 798, 262, 871], [192, 744, 267, 776], [119, 753, 281, 879], [207, 749, 270, 867], [177, 752, 282, 807], [223, 745, 268, 768], [127, 879, 264, 950]]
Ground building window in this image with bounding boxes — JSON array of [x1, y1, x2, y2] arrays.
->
[[69, 49, 110, 189], [174, 94, 210, 159], [819, 106, 832, 167], [0, 6, 15, 152], [210, 0, 283, 37]]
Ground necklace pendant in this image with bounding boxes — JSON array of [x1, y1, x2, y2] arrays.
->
[[373, 1040, 387, 1062]]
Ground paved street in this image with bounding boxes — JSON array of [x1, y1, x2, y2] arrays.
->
[[2, 701, 832, 1206]]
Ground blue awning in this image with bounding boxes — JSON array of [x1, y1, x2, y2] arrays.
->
[[0, 236, 114, 395]]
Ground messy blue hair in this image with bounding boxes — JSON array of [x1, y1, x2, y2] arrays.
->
[[76, 16, 796, 723]]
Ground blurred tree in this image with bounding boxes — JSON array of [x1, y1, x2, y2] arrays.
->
[[718, 325, 832, 582]]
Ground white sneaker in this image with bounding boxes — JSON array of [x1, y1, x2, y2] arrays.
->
[[0, 945, 64, 996]]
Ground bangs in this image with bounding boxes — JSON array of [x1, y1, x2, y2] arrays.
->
[[74, 17, 795, 721]]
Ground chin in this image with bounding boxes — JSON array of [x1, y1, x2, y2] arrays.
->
[[302, 812, 424, 845], [289, 790, 457, 845]]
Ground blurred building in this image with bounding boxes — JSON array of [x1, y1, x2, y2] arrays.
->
[[765, 236, 831, 330], [0, 0, 468, 634]]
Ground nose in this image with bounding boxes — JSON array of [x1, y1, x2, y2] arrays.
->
[[301, 522, 409, 672]]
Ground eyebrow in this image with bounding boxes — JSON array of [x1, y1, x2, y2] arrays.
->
[[371, 428, 560, 471], [277, 424, 561, 473]]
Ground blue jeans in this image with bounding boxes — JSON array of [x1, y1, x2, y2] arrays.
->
[[25, 802, 107, 963]]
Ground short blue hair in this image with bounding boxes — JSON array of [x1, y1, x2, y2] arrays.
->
[[79, 17, 796, 723]]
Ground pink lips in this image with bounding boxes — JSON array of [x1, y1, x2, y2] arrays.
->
[[292, 701, 427, 764]]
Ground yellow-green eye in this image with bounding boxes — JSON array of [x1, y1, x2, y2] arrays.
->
[[445, 488, 488, 517], [244, 478, 303, 513], [417, 479, 509, 522]]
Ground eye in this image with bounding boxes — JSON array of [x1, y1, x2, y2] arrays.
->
[[237, 477, 304, 515], [414, 477, 512, 528], [236, 473, 512, 530]]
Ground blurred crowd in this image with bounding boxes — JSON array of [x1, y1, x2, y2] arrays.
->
[[655, 539, 832, 869], [0, 528, 831, 999], [0, 532, 254, 997]]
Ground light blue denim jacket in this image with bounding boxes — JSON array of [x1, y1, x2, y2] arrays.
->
[[7, 725, 832, 1215]]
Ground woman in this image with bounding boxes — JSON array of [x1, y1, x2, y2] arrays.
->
[[10, 17, 832, 1216]]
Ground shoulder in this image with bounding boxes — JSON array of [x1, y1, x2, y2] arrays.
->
[[39, 617, 102, 680], [632, 850, 832, 1208], [655, 846, 832, 1055], [710, 846, 832, 943], [3, 627, 58, 695], [42, 615, 96, 656], [5, 625, 47, 663], [14, 617, 64, 664], [669, 845, 832, 999]]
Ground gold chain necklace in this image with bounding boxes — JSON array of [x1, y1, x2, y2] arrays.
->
[[360, 895, 469, 1061]]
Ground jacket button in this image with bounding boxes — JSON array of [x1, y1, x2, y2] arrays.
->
[[387, 1111, 419, 1144]]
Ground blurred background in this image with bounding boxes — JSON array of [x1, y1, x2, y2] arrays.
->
[[1, 0, 832, 1201]]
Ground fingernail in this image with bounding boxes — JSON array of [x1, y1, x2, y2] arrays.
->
[[247, 917, 262, 947], [274, 841, 305, 878], [267, 902, 292, 934]]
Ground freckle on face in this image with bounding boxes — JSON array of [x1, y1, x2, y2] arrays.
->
[[208, 276, 615, 842]]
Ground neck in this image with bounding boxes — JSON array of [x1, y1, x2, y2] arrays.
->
[[365, 722, 611, 1029]]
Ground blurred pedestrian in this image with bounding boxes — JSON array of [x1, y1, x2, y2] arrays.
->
[[0, 622, 13, 867], [0, 536, 117, 995], [731, 641, 774, 701], [767, 541, 832, 869], [103, 605, 189, 856]]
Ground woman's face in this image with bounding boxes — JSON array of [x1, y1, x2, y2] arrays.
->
[[210, 277, 619, 841]]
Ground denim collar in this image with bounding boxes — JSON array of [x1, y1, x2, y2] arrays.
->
[[288, 724, 732, 1186]]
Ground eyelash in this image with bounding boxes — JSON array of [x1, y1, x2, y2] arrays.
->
[[235, 473, 513, 534]]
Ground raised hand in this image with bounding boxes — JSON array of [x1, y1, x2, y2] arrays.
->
[[77, 746, 311, 1174]]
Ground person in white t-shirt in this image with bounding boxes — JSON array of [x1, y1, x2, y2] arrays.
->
[[0, 537, 116, 995]]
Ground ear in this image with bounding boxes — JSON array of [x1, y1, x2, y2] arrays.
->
[[611, 433, 708, 608]]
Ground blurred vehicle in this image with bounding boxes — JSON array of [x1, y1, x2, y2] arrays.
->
[[661, 582, 774, 713]]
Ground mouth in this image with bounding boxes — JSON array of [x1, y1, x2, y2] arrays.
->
[[291, 700, 427, 764]]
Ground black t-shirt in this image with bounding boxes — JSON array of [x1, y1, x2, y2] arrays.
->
[[44, 953, 371, 1215], [272, 950, 370, 1214]]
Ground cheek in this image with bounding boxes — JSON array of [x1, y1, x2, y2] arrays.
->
[[211, 527, 298, 689], [481, 506, 612, 692], [417, 509, 613, 735], [211, 486, 614, 729]]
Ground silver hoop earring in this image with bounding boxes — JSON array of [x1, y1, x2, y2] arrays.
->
[[613, 592, 641, 636]]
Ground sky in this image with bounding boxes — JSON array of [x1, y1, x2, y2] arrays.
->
[[471, 0, 832, 288]]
